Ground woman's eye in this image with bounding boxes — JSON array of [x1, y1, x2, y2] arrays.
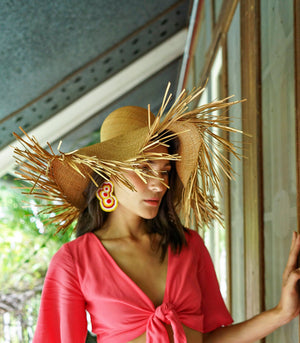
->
[[139, 166, 170, 177], [141, 167, 153, 175]]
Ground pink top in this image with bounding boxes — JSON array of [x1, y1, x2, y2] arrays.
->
[[33, 229, 233, 343]]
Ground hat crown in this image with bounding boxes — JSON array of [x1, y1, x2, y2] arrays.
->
[[100, 106, 155, 142]]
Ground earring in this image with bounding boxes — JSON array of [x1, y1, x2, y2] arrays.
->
[[96, 181, 118, 212]]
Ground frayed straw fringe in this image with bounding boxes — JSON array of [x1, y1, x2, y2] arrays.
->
[[13, 83, 243, 233], [142, 83, 243, 229]]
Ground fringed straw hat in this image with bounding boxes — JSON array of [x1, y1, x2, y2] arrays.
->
[[13, 83, 242, 232]]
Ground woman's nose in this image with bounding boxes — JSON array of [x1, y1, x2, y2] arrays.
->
[[148, 176, 165, 192]]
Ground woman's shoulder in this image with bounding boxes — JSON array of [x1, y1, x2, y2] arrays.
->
[[66, 232, 96, 246], [184, 228, 205, 245], [54, 232, 97, 260], [180, 228, 206, 258]]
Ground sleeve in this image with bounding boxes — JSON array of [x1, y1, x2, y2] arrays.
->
[[194, 232, 233, 333], [33, 244, 87, 343]]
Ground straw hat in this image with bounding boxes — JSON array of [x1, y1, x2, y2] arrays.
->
[[13, 84, 241, 232]]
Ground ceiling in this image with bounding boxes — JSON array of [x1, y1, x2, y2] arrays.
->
[[0, 0, 193, 177]]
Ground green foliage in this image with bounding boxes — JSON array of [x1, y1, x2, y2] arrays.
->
[[0, 174, 75, 294]]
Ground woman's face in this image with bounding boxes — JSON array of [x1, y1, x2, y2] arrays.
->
[[112, 145, 171, 220]]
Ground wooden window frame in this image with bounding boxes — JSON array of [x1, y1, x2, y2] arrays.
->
[[197, 0, 264, 320]]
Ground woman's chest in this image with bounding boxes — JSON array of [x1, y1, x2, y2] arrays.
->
[[103, 241, 169, 308]]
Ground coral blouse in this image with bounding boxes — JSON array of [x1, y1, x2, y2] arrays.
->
[[33, 229, 233, 343]]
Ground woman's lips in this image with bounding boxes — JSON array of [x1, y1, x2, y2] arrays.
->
[[144, 199, 160, 206]]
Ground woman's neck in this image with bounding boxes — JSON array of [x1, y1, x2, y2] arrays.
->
[[100, 205, 148, 240]]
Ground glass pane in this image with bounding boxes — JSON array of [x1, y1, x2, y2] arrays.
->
[[199, 49, 230, 305], [204, 0, 213, 48], [261, 0, 298, 342], [194, 0, 213, 84], [214, 0, 223, 22], [194, 8, 207, 84], [227, 3, 245, 323]]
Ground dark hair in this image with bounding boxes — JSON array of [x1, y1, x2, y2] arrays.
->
[[75, 133, 187, 260]]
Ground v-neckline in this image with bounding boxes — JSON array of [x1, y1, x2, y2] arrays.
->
[[90, 232, 170, 309]]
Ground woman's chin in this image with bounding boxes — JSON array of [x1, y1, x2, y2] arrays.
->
[[140, 209, 159, 220]]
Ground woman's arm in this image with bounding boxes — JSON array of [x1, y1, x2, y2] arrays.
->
[[33, 244, 87, 343], [204, 231, 300, 343]]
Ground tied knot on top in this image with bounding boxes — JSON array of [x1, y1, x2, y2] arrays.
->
[[154, 302, 174, 324], [146, 302, 187, 343]]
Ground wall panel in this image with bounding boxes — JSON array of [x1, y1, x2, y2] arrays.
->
[[261, 0, 298, 342]]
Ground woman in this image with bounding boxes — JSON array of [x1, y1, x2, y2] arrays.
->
[[13, 86, 300, 342]]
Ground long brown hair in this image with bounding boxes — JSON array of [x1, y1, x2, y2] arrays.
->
[[75, 134, 187, 260]]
